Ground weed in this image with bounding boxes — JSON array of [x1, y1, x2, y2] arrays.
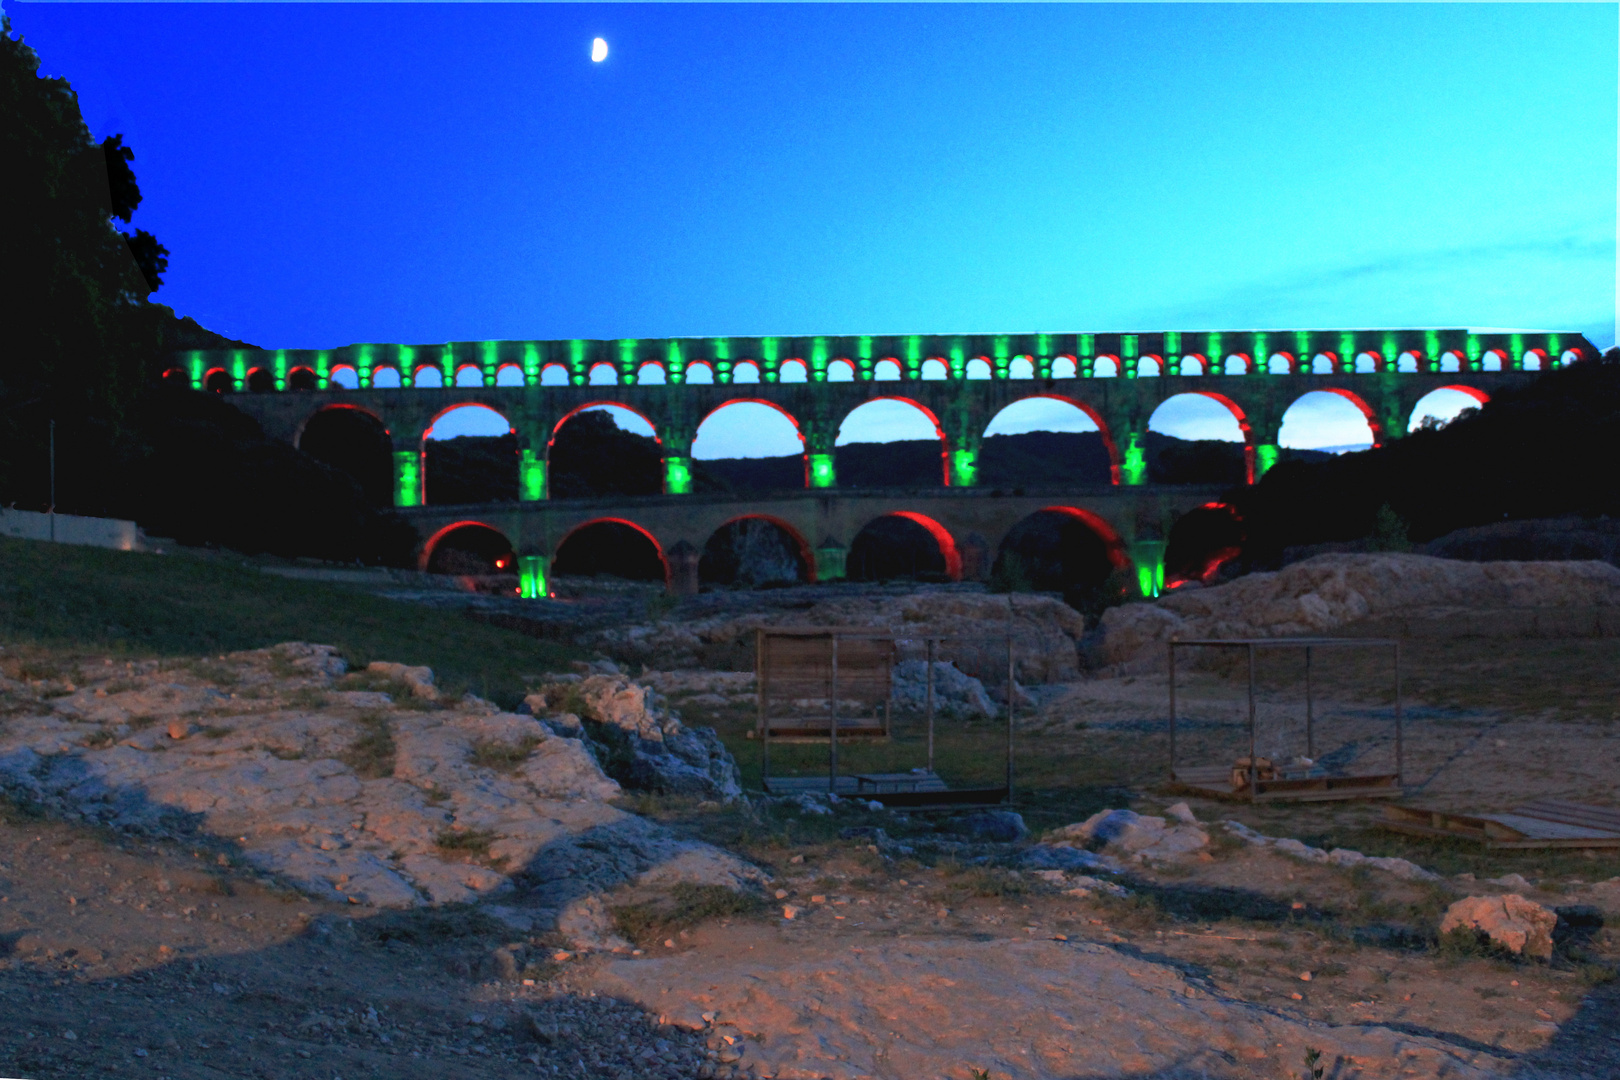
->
[[340, 671, 437, 711], [1315, 961, 1349, 978], [1302, 1047, 1324, 1080], [1474, 986, 1503, 999], [971, 1070, 992, 1080], [611, 883, 766, 947], [435, 828, 497, 857], [269, 746, 306, 761], [187, 660, 240, 687], [1576, 962, 1617, 987], [285, 688, 330, 710], [200, 725, 232, 739], [82, 729, 115, 749], [127, 714, 161, 731], [468, 735, 540, 773], [341, 711, 396, 779]]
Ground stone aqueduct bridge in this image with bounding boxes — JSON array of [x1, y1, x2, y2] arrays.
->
[[188, 327, 1594, 596]]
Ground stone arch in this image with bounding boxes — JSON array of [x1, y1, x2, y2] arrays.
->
[[1136, 354, 1163, 377], [548, 401, 660, 449], [992, 505, 1128, 602], [636, 361, 667, 385], [1353, 351, 1382, 374], [1395, 351, 1421, 374], [204, 367, 232, 393], [827, 358, 856, 383], [1439, 350, 1464, 373], [847, 512, 961, 582], [422, 403, 519, 505], [552, 517, 668, 582], [1279, 389, 1380, 452], [873, 358, 903, 382], [418, 521, 518, 577], [692, 399, 808, 488], [246, 366, 276, 393], [296, 403, 396, 508], [1559, 348, 1584, 366], [413, 365, 445, 388], [982, 394, 1120, 485], [1178, 354, 1207, 376], [1408, 385, 1488, 432], [495, 363, 525, 387], [1093, 355, 1119, 378], [732, 360, 761, 384], [920, 358, 949, 381], [836, 396, 950, 486], [1309, 352, 1338, 375], [1521, 348, 1547, 372], [965, 357, 992, 380], [1051, 355, 1078, 379], [1480, 348, 1506, 372], [1008, 355, 1035, 380], [779, 359, 809, 383], [540, 363, 570, 386], [1147, 391, 1254, 484], [587, 362, 619, 386], [288, 366, 319, 390], [453, 364, 484, 388], [1267, 352, 1294, 375], [1222, 353, 1251, 376], [699, 514, 816, 586], [1164, 502, 1244, 587], [161, 366, 189, 385], [685, 360, 715, 385]]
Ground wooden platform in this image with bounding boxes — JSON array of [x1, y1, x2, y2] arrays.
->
[[1383, 800, 1620, 849], [1170, 764, 1404, 803], [763, 771, 1007, 808]]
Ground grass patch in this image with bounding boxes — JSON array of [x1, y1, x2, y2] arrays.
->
[[0, 537, 581, 710], [339, 670, 439, 710], [468, 735, 541, 773], [611, 883, 765, 947], [435, 828, 497, 857], [341, 710, 397, 779]]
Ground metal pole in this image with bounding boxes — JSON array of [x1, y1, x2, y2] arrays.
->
[[1005, 629, 1015, 803], [1247, 643, 1258, 804], [925, 636, 936, 775], [1394, 641, 1404, 789], [48, 419, 55, 542], [1305, 645, 1315, 759], [1167, 641, 1178, 781], [829, 633, 839, 795]]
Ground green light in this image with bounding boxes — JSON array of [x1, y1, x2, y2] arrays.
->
[[273, 350, 288, 390], [618, 340, 637, 383], [664, 455, 692, 495], [814, 544, 846, 581], [810, 338, 828, 372], [1137, 565, 1155, 598], [1424, 331, 1440, 372], [714, 339, 731, 361], [857, 336, 872, 361], [1131, 540, 1166, 598], [1080, 333, 1095, 358], [949, 346, 965, 379], [1465, 334, 1482, 372], [1381, 333, 1397, 366], [523, 343, 540, 385], [809, 452, 836, 488], [438, 345, 453, 385], [1255, 443, 1279, 478], [1509, 333, 1523, 369], [1295, 330, 1311, 359], [569, 340, 585, 385], [1036, 334, 1051, 358], [1207, 332, 1222, 363], [392, 451, 421, 507], [518, 555, 548, 599], [666, 340, 682, 384], [357, 344, 373, 387], [1121, 334, 1138, 359], [231, 352, 246, 391], [189, 352, 205, 389], [519, 450, 546, 501], [399, 345, 415, 387], [907, 335, 922, 364], [315, 351, 331, 389], [1547, 334, 1560, 358], [1121, 433, 1147, 486], [1165, 331, 1181, 355], [950, 448, 978, 487], [762, 337, 778, 364], [1254, 332, 1268, 369], [1338, 332, 1355, 364], [479, 341, 497, 384]]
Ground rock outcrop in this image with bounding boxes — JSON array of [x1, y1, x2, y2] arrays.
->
[[1098, 554, 1620, 670], [1440, 894, 1559, 959]]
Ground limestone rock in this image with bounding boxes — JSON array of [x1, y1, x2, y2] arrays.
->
[[946, 810, 1027, 843], [1052, 808, 1207, 862], [1441, 894, 1558, 959], [890, 660, 995, 717], [366, 661, 438, 701]]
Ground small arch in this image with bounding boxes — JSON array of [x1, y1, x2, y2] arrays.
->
[[587, 362, 619, 386], [964, 357, 992, 380], [1222, 354, 1250, 376], [288, 366, 318, 390], [1409, 386, 1488, 432], [992, 506, 1127, 606], [246, 367, 276, 393], [1050, 356, 1077, 379], [329, 365, 360, 390], [413, 365, 445, 388], [1178, 354, 1206, 377], [454, 364, 485, 388], [1439, 350, 1464, 373], [495, 363, 525, 387], [552, 518, 668, 582], [204, 368, 233, 393], [1559, 349, 1582, 366], [732, 360, 761, 384], [1481, 348, 1505, 372], [699, 515, 814, 586], [1164, 503, 1244, 587], [847, 512, 961, 582], [1008, 355, 1035, 380], [920, 358, 949, 381], [779, 359, 808, 383], [636, 361, 667, 386], [1521, 348, 1546, 371], [161, 367, 190, 385], [1279, 390, 1378, 453], [1396, 351, 1421, 374], [685, 361, 715, 385], [419, 521, 518, 578], [1136, 355, 1163, 377], [827, 358, 856, 382], [1266, 352, 1294, 375], [368, 366, 399, 388], [1093, 355, 1119, 379], [873, 358, 903, 382], [1309, 352, 1337, 375], [1353, 351, 1382, 374], [298, 404, 395, 508]]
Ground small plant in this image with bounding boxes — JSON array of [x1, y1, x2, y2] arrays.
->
[[341, 711, 396, 779], [1316, 961, 1349, 978], [468, 735, 540, 773], [186, 659, 240, 688], [1302, 1047, 1324, 1080], [285, 687, 330, 710], [971, 1070, 991, 1080], [1474, 986, 1503, 999], [200, 725, 232, 739], [1369, 504, 1412, 553], [611, 883, 765, 947], [82, 729, 115, 749], [435, 828, 497, 857], [1576, 962, 1617, 987]]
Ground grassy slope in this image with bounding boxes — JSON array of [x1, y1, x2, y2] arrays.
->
[[0, 537, 579, 707]]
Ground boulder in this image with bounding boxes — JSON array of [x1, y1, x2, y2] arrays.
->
[[366, 661, 438, 701], [890, 660, 996, 717], [1051, 808, 1207, 862], [1440, 894, 1558, 959], [946, 810, 1028, 843]]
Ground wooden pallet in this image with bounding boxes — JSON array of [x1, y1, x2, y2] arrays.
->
[[1170, 764, 1404, 803], [763, 772, 1006, 808], [1383, 800, 1620, 849]]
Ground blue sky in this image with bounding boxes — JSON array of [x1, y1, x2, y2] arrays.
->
[[11, 2, 1616, 454]]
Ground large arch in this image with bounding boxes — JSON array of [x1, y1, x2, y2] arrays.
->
[[551, 517, 668, 582], [1278, 389, 1380, 452], [982, 394, 1119, 486], [691, 399, 807, 491], [548, 401, 661, 446], [835, 397, 950, 487], [992, 505, 1127, 608], [419, 521, 518, 578], [1147, 391, 1253, 485], [1409, 385, 1488, 432], [548, 404, 662, 498], [423, 403, 518, 505], [1164, 502, 1244, 588], [846, 511, 961, 582], [296, 404, 395, 508], [699, 514, 815, 587]]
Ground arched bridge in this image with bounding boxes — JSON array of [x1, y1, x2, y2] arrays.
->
[[187, 327, 1595, 596]]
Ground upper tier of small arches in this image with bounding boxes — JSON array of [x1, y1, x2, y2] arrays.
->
[[169, 330, 1591, 393]]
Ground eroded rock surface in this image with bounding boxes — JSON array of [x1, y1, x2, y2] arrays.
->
[[1441, 894, 1559, 959]]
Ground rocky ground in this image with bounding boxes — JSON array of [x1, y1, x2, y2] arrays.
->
[[2, 554, 1619, 1080]]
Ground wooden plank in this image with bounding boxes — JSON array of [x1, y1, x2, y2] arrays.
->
[[1381, 802, 1620, 849], [1511, 800, 1620, 832]]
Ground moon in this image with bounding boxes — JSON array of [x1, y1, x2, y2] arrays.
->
[[591, 37, 608, 63]]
